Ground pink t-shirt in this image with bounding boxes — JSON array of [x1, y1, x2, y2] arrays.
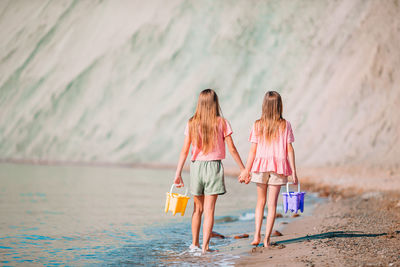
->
[[184, 118, 233, 161], [249, 120, 295, 176]]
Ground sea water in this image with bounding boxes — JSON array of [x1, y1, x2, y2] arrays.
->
[[0, 163, 322, 266]]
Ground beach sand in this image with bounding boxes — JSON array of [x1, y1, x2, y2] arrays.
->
[[233, 167, 400, 266]]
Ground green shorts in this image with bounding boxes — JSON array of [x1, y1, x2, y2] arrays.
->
[[190, 160, 226, 196]]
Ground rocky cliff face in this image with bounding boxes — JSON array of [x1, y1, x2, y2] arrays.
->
[[0, 0, 399, 168]]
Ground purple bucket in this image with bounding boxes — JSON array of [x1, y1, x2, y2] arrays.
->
[[282, 182, 306, 214]]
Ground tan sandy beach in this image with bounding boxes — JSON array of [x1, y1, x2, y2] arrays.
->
[[233, 167, 400, 266]]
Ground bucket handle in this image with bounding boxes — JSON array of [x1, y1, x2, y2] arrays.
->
[[170, 183, 188, 196], [286, 181, 300, 194]]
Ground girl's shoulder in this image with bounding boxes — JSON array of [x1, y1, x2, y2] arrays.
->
[[217, 116, 230, 125], [284, 120, 295, 135], [253, 119, 264, 130], [188, 116, 197, 126], [281, 119, 291, 130], [217, 117, 233, 134]]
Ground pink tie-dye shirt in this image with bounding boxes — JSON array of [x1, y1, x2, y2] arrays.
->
[[249, 120, 295, 176], [184, 118, 233, 161]]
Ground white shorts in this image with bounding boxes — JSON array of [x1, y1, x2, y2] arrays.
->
[[251, 172, 288, 185]]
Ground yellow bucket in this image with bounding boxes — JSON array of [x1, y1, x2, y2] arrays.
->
[[165, 184, 190, 216]]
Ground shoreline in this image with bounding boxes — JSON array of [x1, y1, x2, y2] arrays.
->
[[235, 171, 400, 266], [1, 161, 399, 265], [2, 159, 399, 193]]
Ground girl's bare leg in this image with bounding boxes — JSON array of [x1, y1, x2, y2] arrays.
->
[[251, 183, 267, 245], [202, 194, 218, 253], [263, 185, 281, 247], [192, 195, 204, 248]]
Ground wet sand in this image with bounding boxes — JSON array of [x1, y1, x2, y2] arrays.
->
[[234, 167, 400, 266]]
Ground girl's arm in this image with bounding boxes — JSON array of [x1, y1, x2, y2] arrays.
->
[[241, 143, 257, 183], [174, 135, 191, 188], [225, 135, 245, 178], [287, 143, 298, 185]]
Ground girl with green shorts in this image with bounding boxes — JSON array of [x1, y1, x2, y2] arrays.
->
[[173, 89, 246, 253]]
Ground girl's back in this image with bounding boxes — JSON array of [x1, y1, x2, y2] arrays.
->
[[185, 117, 232, 161], [249, 120, 294, 176]]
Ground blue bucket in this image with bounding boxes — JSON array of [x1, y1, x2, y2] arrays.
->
[[282, 182, 306, 214]]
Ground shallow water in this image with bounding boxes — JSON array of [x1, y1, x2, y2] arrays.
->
[[0, 163, 322, 266]]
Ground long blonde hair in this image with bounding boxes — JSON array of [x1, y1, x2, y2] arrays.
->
[[255, 91, 286, 143], [189, 89, 223, 154]]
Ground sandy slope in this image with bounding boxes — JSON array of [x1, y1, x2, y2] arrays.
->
[[0, 0, 399, 169], [286, 0, 400, 169]]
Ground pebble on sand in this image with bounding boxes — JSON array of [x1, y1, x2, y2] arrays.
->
[[211, 231, 225, 239], [234, 233, 249, 239], [272, 230, 283, 236]]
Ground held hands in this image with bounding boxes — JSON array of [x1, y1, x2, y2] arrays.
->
[[238, 173, 245, 183], [239, 169, 251, 184], [174, 174, 184, 188]]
